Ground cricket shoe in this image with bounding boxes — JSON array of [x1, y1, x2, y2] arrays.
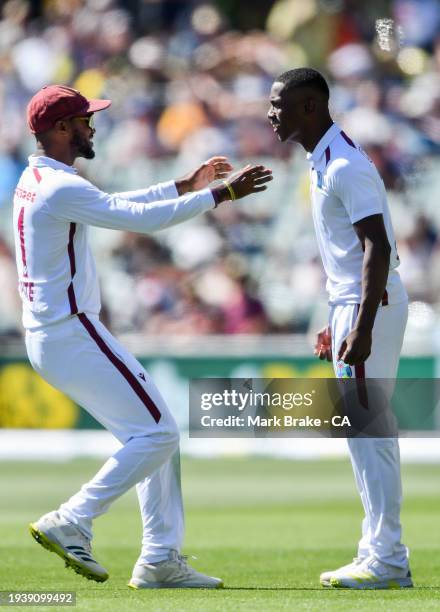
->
[[128, 551, 224, 589], [320, 557, 364, 587], [328, 556, 413, 589], [29, 511, 108, 583]]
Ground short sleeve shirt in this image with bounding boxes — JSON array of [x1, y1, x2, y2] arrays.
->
[[307, 124, 407, 305]]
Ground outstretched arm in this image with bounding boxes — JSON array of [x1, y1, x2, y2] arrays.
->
[[113, 157, 233, 203], [50, 164, 272, 233]]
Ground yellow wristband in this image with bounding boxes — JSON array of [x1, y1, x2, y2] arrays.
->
[[222, 180, 236, 201]]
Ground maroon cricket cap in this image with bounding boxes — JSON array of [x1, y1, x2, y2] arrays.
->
[[27, 84, 112, 134]]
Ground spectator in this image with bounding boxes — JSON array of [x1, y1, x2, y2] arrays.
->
[[1, 0, 439, 340]]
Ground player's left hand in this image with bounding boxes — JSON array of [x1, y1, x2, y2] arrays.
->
[[314, 326, 332, 361], [337, 328, 372, 365], [177, 157, 233, 193]]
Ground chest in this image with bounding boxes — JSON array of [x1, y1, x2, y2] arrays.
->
[[310, 166, 348, 227]]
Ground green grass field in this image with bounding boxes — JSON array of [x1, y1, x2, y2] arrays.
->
[[0, 457, 439, 611]]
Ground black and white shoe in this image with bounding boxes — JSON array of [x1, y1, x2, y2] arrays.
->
[[29, 511, 108, 582]]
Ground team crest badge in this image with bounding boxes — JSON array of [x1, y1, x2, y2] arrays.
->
[[336, 360, 353, 379], [316, 170, 323, 188]]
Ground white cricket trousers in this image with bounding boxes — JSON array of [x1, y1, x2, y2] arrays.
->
[[25, 313, 184, 565], [330, 300, 409, 569]]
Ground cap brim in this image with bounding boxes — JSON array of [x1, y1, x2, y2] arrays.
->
[[86, 99, 112, 113]]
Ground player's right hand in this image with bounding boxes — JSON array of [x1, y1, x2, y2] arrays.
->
[[314, 326, 332, 361], [228, 164, 273, 199]]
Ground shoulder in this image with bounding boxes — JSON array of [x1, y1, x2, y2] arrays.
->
[[40, 170, 98, 204], [327, 147, 375, 190]]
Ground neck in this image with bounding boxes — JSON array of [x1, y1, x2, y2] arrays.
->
[[301, 116, 334, 153], [36, 142, 75, 166]]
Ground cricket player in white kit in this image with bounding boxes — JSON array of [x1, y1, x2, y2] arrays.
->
[[268, 68, 412, 589], [15, 84, 272, 588]]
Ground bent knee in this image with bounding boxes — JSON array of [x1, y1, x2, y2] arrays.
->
[[148, 417, 180, 452], [164, 420, 180, 451]]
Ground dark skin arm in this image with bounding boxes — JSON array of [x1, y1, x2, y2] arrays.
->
[[337, 214, 391, 365]]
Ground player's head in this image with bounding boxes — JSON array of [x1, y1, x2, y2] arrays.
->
[[27, 85, 112, 161], [268, 68, 330, 145]]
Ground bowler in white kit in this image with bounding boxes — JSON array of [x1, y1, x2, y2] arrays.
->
[[268, 68, 412, 589], [14, 84, 272, 588]]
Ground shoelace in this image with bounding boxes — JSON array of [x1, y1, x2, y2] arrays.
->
[[174, 554, 198, 577]]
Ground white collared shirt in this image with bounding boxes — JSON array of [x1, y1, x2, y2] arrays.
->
[[13, 155, 215, 330], [307, 124, 407, 305]]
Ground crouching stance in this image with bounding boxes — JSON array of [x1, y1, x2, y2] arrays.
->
[[17, 85, 272, 588]]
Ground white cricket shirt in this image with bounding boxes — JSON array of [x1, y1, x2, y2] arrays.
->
[[13, 155, 215, 330], [307, 123, 407, 305]]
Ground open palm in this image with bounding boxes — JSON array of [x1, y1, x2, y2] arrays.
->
[[190, 156, 233, 190]]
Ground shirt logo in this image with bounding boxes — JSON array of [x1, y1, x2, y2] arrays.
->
[[316, 171, 323, 188], [336, 360, 353, 378]]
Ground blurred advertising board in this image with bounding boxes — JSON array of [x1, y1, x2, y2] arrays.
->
[[0, 356, 437, 430]]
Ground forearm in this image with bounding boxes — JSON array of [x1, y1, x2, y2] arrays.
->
[[355, 242, 390, 332], [122, 189, 216, 232], [175, 178, 190, 196], [176, 178, 230, 206], [115, 179, 230, 207], [55, 187, 215, 232], [113, 181, 178, 203]]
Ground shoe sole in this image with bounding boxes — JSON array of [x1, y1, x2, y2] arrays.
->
[[127, 580, 224, 590], [329, 577, 413, 590], [29, 523, 109, 583]]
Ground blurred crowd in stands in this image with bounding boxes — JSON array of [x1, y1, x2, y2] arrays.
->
[[1, 0, 440, 340]]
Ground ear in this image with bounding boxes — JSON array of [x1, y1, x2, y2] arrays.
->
[[54, 119, 70, 134]]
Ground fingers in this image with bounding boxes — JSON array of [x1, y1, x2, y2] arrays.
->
[[213, 162, 233, 172], [205, 157, 234, 180], [315, 345, 332, 361], [247, 166, 271, 176], [205, 156, 230, 165], [231, 167, 272, 186], [253, 175, 273, 185], [226, 163, 273, 200], [344, 352, 357, 365], [238, 164, 271, 176], [249, 175, 273, 193], [314, 327, 332, 362], [344, 350, 370, 366], [337, 340, 347, 361], [243, 169, 273, 185], [212, 162, 233, 182]]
